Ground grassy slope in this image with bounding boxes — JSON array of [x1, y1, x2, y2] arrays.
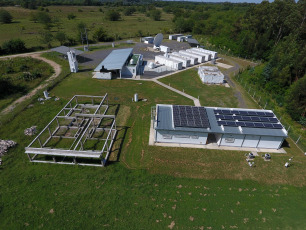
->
[[159, 68, 239, 107], [1, 54, 306, 229], [0, 6, 173, 49]]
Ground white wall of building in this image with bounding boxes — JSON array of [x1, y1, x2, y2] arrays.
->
[[156, 130, 208, 145], [187, 49, 211, 61], [220, 134, 244, 147], [180, 50, 205, 63], [155, 55, 183, 70], [257, 136, 284, 149], [168, 55, 190, 67], [173, 52, 198, 65], [242, 135, 260, 148]]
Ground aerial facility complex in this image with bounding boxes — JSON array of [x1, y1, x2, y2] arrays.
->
[[152, 104, 287, 150]]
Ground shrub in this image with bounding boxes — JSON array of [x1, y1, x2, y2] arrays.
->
[[55, 31, 67, 45], [92, 27, 108, 42], [106, 10, 121, 21], [67, 13, 76, 20], [124, 7, 136, 16], [149, 9, 162, 21], [0, 9, 13, 23], [2, 39, 27, 54]]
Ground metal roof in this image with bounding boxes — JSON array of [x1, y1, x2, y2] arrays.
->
[[156, 105, 173, 130], [51, 46, 84, 55], [187, 38, 199, 45], [94, 48, 133, 72], [155, 104, 288, 137]]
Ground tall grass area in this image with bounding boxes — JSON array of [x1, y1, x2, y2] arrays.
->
[[0, 57, 53, 111], [1, 54, 306, 228], [0, 6, 173, 50]]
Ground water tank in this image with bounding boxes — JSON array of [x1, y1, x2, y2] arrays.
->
[[130, 58, 135, 65], [134, 93, 138, 102]]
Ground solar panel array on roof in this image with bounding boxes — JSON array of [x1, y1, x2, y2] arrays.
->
[[173, 105, 210, 128], [214, 109, 283, 129]]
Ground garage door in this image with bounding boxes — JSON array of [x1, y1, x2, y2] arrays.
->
[[242, 135, 260, 148]]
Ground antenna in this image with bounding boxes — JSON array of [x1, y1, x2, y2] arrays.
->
[[153, 33, 163, 49]]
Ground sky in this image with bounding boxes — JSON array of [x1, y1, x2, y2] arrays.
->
[[165, 0, 271, 3]]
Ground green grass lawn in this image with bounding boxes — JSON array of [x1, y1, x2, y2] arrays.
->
[[159, 68, 239, 108], [1, 53, 306, 229], [0, 6, 173, 50]]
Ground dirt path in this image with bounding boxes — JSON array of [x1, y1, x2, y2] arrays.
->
[[218, 56, 257, 108], [1, 53, 62, 115]]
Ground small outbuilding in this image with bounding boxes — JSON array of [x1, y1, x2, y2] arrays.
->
[[198, 66, 224, 84]]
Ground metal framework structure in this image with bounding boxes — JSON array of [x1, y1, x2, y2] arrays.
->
[[25, 94, 117, 167]]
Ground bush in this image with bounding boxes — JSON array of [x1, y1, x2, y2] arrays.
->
[[67, 13, 76, 20], [0, 9, 13, 23], [106, 10, 121, 21], [149, 9, 162, 21], [2, 39, 27, 54], [55, 31, 67, 45], [92, 27, 108, 42], [124, 7, 136, 16]]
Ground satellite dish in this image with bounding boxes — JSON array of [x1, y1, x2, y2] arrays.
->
[[153, 33, 163, 48]]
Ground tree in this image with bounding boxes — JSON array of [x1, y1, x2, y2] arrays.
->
[[285, 76, 306, 121], [0, 9, 13, 23], [36, 12, 52, 29], [67, 13, 76, 20], [150, 9, 162, 21], [55, 31, 67, 45], [39, 30, 53, 48], [105, 10, 121, 21], [124, 7, 136, 16], [2, 39, 27, 54], [76, 22, 87, 43], [92, 27, 107, 42]]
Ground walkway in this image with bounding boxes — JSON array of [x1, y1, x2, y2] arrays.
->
[[153, 79, 201, 106]]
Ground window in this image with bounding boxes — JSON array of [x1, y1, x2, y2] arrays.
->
[[174, 135, 190, 138], [162, 134, 172, 139], [225, 137, 235, 143]]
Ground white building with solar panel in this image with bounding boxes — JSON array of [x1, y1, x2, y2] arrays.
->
[[93, 48, 143, 79], [153, 104, 288, 149]]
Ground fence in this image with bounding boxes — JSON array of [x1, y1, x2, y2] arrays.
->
[[234, 73, 306, 153]]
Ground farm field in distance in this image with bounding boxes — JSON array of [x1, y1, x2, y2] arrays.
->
[[0, 50, 306, 229], [0, 6, 173, 50]]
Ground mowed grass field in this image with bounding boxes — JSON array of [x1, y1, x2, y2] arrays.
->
[[0, 6, 173, 49], [1, 53, 306, 229]]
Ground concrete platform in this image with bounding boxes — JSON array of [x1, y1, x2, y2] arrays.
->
[[148, 119, 286, 154]]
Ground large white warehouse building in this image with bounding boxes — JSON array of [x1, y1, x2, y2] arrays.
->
[[172, 52, 198, 65], [198, 66, 224, 84], [179, 50, 205, 63], [168, 54, 191, 68], [192, 48, 218, 59], [153, 104, 287, 149], [155, 55, 183, 70], [186, 49, 211, 61]]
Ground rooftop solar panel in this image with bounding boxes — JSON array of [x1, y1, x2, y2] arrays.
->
[[173, 105, 210, 128], [273, 124, 283, 129]]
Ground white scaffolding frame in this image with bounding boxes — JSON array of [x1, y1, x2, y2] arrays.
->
[[25, 94, 117, 167]]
